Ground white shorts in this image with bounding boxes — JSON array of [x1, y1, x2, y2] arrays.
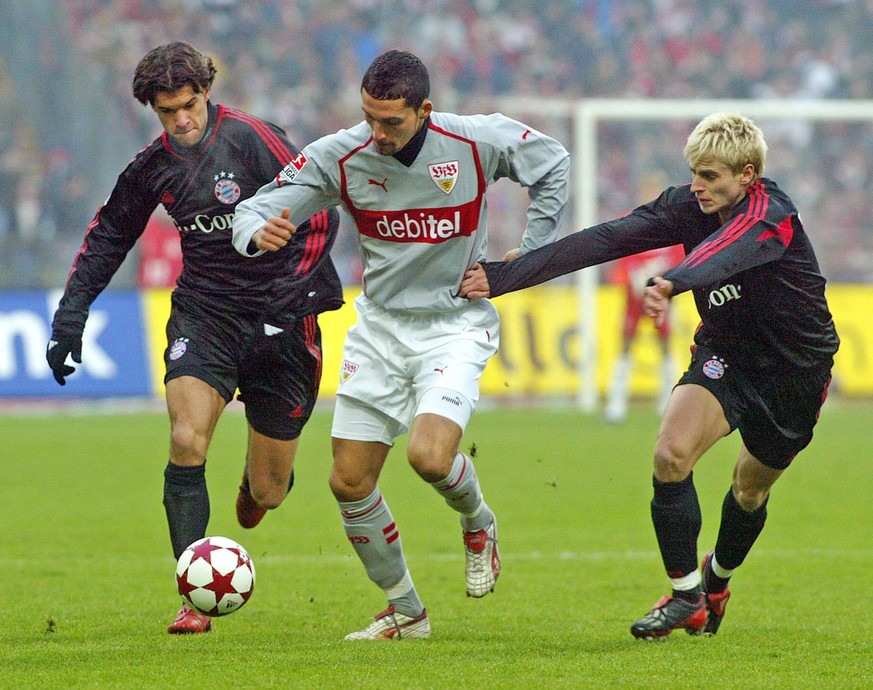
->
[[331, 294, 500, 443]]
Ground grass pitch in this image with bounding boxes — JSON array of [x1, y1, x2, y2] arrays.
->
[[1, 398, 871, 688]]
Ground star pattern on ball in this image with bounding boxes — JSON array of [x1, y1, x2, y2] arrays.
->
[[190, 539, 226, 562], [177, 568, 200, 600], [205, 564, 240, 600]]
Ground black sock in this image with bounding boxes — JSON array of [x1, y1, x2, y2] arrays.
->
[[672, 586, 702, 603], [714, 488, 769, 572], [163, 461, 210, 559], [651, 473, 701, 578]]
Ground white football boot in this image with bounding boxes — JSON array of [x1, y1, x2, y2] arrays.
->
[[345, 605, 431, 640], [463, 517, 500, 598]]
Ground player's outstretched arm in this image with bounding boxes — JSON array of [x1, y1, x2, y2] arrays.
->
[[465, 211, 675, 299]]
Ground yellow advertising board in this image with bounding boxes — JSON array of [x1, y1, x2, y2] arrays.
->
[[142, 288, 173, 395], [144, 284, 872, 399]]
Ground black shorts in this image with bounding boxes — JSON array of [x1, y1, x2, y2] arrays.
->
[[164, 296, 323, 440], [677, 345, 832, 470]]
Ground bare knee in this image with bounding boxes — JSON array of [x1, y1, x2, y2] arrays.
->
[[327, 469, 348, 500], [170, 422, 208, 465], [652, 437, 694, 483], [328, 466, 376, 503], [249, 482, 285, 510], [258, 495, 283, 510], [329, 438, 389, 502], [406, 440, 453, 483]]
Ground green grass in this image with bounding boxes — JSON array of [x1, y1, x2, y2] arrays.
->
[[1, 399, 871, 688]]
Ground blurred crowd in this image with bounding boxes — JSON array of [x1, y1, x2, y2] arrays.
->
[[3, 0, 873, 289]]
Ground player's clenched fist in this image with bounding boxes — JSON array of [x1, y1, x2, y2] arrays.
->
[[460, 262, 491, 299], [643, 276, 674, 328], [253, 207, 296, 251]]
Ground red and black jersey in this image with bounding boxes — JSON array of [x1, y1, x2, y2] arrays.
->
[[52, 102, 342, 338], [482, 177, 839, 369]]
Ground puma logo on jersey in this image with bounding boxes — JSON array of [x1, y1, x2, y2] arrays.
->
[[522, 129, 531, 140], [368, 178, 388, 192]]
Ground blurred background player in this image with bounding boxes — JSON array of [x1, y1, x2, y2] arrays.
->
[[604, 243, 683, 423], [45, 42, 342, 634], [233, 50, 570, 640], [604, 171, 682, 424]]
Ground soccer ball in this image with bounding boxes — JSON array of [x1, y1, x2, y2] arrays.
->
[[175, 536, 256, 616]]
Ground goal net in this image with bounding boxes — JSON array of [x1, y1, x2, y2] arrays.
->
[[456, 95, 873, 410]]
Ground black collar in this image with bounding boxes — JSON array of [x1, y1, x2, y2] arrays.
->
[[393, 116, 430, 167]]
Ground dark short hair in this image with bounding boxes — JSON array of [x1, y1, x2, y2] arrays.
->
[[360, 50, 430, 110], [132, 41, 216, 106]]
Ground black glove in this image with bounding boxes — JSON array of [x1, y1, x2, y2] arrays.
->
[[46, 336, 83, 386]]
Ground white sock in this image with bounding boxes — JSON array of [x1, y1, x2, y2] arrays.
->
[[669, 570, 701, 592], [711, 553, 735, 579], [431, 452, 492, 531], [606, 355, 631, 420], [659, 355, 677, 412]]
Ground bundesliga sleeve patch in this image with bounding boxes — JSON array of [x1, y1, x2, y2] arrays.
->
[[276, 152, 308, 186]]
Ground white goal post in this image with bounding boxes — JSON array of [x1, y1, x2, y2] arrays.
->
[[457, 95, 873, 411]]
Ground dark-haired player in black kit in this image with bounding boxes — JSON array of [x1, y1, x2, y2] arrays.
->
[[460, 112, 839, 639], [45, 42, 342, 634]]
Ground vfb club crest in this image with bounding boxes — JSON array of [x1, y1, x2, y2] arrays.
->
[[428, 160, 459, 195], [214, 171, 241, 204], [341, 360, 359, 382]]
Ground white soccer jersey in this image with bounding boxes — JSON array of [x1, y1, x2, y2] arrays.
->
[[233, 111, 570, 313]]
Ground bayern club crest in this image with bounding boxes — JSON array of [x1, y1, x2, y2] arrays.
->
[[169, 338, 189, 361], [702, 358, 726, 379], [214, 171, 241, 204]]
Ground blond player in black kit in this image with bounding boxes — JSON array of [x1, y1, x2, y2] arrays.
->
[[46, 42, 342, 634], [460, 112, 839, 639]]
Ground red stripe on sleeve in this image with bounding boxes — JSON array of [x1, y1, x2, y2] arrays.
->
[[223, 107, 294, 163], [294, 209, 328, 277], [756, 215, 794, 246]]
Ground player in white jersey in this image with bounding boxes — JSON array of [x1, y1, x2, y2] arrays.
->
[[233, 50, 570, 640]]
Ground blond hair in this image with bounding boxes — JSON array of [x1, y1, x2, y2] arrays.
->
[[683, 113, 767, 180]]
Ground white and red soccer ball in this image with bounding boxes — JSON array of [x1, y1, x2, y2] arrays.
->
[[175, 536, 256, 616]]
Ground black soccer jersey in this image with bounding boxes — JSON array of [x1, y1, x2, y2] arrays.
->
[[482, 178, 839, 369], [52, 102, 342, 339]]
